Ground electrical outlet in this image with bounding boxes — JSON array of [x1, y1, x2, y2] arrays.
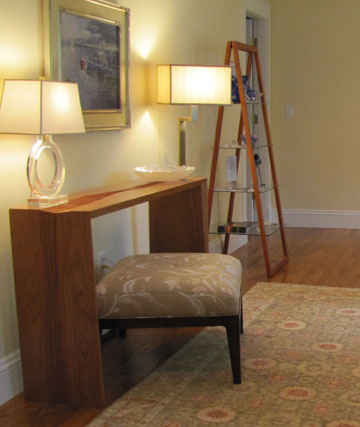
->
[[286, 105, 295, 118], [97, 251, 106, 276], [97, 251, 106, 267], [96, 251, 113, 281]]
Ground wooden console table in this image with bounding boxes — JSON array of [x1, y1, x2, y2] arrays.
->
[[9, 177, 208, 407]]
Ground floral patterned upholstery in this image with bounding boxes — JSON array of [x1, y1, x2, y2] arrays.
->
[[96, 253, 242, 319]]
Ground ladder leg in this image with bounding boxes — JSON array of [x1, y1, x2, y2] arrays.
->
[[224, 51, 254, 254], [208, 42, 233, 227], [254, 50, 289, 269], [234, 45, 273, 277]]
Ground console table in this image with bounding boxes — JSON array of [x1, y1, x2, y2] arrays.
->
[[9, 177, 208, 407]]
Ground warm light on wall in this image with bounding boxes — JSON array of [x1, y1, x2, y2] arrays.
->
[[133, 29, 158, 59], [136, 110, 157, 136], [136, 40, 155, 60], [0, 44, 22, 68]]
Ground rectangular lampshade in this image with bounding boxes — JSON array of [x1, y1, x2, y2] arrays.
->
[[0, 80, 85, 135], [157, 65, 232, 105]]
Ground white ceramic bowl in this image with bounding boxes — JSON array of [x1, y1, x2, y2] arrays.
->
[[134, 165, 195, 182]]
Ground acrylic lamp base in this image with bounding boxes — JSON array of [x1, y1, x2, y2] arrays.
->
[[27, 193, 68, 208], [27, 134, 68, 208]]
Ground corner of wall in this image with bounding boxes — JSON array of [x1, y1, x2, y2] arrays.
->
[[0, 351, 23, 405]]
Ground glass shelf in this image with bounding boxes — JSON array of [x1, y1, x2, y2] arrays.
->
[[210, 221, 280, 237], [233, 93, 267, 105], [213, 184, 277, 194], [217, 143, 271, 150], [245, 93, 263, 104]]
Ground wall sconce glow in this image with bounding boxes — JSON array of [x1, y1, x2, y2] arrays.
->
[[138, 110, 152, 126], [157, 64, 232, 165], [137, 42, 153, 60], [134, 110, 159, 164], [0, 44, 22, 67], [136, 110, 158, 138], [133, 30, 158, 59], [0, 80, 85, 207]]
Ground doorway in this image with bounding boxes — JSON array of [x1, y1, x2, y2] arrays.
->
[[244, 13, 271, 223]]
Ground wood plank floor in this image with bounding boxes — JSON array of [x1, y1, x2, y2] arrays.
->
[[1, 227, 360, 426]]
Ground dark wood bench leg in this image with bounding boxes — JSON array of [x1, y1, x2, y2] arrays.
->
[[240, 298, 244, 334], [225, 315, 241, 384], [118, 329, 127, 338]]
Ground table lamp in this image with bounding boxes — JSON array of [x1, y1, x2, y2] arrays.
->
[[0, 80, 85, 207], [157, 65, 232, 165]]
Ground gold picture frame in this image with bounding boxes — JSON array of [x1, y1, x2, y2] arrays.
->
[[43, 0, 130, 131]]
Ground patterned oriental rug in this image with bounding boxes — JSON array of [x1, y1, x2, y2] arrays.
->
[[88, 282, 360, 427]]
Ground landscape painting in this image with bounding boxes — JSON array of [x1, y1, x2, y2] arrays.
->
[[59, 10, 121, 111]]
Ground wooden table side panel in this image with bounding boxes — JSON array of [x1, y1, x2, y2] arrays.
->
[[9, 210, 60, 402], [9, 178, 209, 407], [199, 179, 209, 251], [149, 183, 209, 253], [54, 212, 105, 407]]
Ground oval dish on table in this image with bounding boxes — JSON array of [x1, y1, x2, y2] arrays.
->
[[134, 165, 195, 182]]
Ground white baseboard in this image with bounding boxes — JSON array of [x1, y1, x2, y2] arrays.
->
[[209, 235, 248, 254], [0, 350, 23, 405], [209, 236, 223, 253], [271, 208, 360, 229]]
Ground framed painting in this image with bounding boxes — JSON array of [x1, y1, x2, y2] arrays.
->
[[43, 0, 130, 131]]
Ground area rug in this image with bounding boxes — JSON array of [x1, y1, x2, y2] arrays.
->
[[88, 282, 360, 427]]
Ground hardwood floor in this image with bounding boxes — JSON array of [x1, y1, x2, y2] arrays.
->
[[237, 227, 360, 293], [1, 227, 360, 426]]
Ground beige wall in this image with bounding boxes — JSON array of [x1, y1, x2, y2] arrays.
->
[[0, 0, 273, 396], [271, 0, 360, 211]]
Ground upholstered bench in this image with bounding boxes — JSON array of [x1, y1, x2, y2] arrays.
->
[[96, 252, 243, 383]]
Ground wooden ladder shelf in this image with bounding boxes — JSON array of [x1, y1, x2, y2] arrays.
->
[[208, 40, 288, 278]]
